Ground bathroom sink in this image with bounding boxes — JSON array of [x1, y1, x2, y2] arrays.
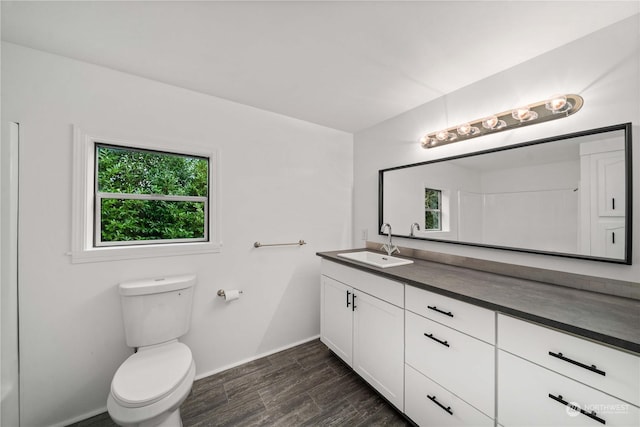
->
[[337, 251, 414, 268]]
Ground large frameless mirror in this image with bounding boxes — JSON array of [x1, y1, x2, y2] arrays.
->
[[379, 123, 632, 264]]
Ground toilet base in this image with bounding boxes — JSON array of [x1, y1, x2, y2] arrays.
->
[[110, 406, 183, 427], [138, 408, 182, 427]]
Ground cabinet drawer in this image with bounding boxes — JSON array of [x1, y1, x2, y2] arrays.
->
[[498, 350, 640, 427], [499, 314, 640, 405], [406, 311, 495, 417], [406, 285, 494, 343], [321, 260, 404, 307], [405, 364, 493, 427]]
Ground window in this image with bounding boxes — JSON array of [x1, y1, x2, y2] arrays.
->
[[95, 144, 209, 246], [425, 188, 442, 231], [71, 127, 219, 263]]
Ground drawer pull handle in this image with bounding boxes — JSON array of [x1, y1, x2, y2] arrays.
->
[[427, 395, 453, 415], [424, 333, 450, 347], [548, 393, 605, 425], [548, 351, 606, 376], [427, 305, 454, 317]]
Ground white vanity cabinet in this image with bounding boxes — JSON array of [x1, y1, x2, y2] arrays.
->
[[320, 260, 405, 410], [319, 254, 639, 427], [404, 286, 496, 423], [498, 314, 640, 427]]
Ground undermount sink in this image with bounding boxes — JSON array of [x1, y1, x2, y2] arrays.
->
[[337, 251, 414, 268]]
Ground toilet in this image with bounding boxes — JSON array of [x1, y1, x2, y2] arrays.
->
[[107, 275, 197, 427]]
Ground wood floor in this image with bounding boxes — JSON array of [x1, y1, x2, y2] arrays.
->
[[70, 339, 410, 426]]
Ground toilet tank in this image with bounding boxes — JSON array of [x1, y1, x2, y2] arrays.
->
[[119, 275, 196, 348]]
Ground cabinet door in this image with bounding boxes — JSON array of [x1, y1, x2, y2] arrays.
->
[[597, 154, 625, 217], [353, 291, 404, 410], [602, 222, 626, 259], [591, 220, 626, 259], [320, 276, 353, 365]]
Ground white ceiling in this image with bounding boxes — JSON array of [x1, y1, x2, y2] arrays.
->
[[2, 1, 639, 132]]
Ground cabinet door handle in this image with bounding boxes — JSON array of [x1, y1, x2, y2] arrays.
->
[[548, 393, 605, 424], [548, 351, 606, 376], [427, 305, 454, 317], [612, 198, 615, 210], [352, 294, 356, 311], [424, 333, 450, 347], [427, 395, 453, 415], [612, 232, 615, 244], [346, 290, 351, 308]]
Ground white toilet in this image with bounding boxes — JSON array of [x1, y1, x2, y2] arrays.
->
[[107, 275, 197, 427]]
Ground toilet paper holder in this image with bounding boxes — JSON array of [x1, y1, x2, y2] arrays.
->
[[217, 289, 243, 298]]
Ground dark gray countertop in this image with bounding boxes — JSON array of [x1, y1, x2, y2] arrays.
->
[[317, 249, 640, 355]]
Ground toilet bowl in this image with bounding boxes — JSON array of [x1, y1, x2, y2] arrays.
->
[[108, 275, 197, 427], [108, 342, 195, 427]]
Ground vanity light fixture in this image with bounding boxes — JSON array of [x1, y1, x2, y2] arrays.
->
[[420, 94, 583, 149]]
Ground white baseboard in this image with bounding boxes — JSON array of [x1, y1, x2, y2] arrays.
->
[[52, 406, 108, 427], [194, 334, 321, 381]]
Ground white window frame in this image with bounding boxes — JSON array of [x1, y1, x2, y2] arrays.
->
[[71, 126, 220, 263]]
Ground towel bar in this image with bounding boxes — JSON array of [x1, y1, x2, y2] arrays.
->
[[253, 240, 306, 248]]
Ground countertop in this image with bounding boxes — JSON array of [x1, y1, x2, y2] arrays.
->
[[317, 249, 640, 354]]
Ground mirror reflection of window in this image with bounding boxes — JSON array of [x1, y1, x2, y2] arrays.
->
[[425, 188, 442, 231]]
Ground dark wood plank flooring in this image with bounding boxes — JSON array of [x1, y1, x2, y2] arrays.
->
[[70, 339, 410, 426]]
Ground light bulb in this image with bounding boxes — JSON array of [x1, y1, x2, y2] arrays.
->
[[546, 95, 568, 112], [420, 136, 437, 148], [436, 130, 449, 141], [512, 107, 531, 121], [482, 116, 499, 129], [457, 123, 471, 135]]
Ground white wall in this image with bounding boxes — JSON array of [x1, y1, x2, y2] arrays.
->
[[354, 15, 640, 282], [1, 42, 353, 426]]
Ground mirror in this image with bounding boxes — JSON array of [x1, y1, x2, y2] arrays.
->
[[379, 123, 632, 264]]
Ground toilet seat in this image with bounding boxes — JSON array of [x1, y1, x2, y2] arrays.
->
[[111, 342, 193, 408]]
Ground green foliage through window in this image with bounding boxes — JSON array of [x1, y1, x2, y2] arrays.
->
[[425, 188, 442, 231], [96, 144, 209, 245]]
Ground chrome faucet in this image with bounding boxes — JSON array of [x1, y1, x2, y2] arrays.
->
[[410, 222, 421, 237], [380, 223, 399, 256]]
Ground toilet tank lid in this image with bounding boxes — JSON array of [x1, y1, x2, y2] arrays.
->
[[119, 274, 196, 296]]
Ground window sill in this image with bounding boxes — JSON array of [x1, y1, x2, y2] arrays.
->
[[69, 241, 221, 264]]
